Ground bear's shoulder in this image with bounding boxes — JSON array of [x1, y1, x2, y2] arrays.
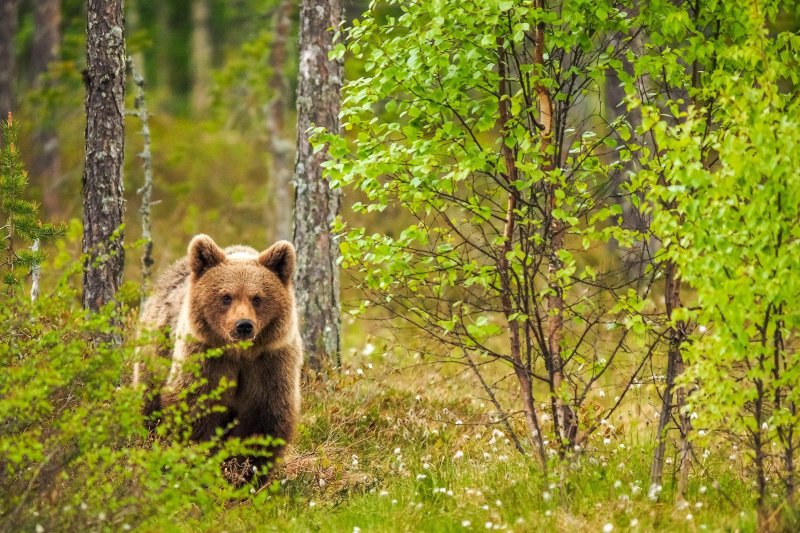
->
[[140, 256, 191, 330]]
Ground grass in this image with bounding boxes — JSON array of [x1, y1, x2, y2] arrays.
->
[[0, 260, 768, 532], [164, 347, 759, 533]]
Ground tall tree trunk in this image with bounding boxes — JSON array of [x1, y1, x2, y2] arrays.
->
[[266, 0, 294, 242], [0, 0, 18, 116], [190, 0, 211, 113], [31, 0, 62, 218], [82, 0, 126, 312], [293, 0, 343, 374]]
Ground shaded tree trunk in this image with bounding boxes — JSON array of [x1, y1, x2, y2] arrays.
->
[[191, 0, 212, 113], [31, 0, 62, 218], [293, 0, 343, 374], [82, 0, 126, 311], [267, 0, 294, 242], [0, 0, 18, 115]]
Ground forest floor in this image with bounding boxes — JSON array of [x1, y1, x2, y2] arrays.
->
[[173, 345, 757, 533]]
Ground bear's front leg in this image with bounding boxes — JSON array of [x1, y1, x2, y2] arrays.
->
[[162, 356, 239, 442]]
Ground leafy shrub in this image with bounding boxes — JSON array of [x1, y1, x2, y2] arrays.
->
[[0, 114, 277, 531], [0, 265, 283, 532]]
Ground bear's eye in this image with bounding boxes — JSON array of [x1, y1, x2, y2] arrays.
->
[[252, 296, 262, 307], [221, 294, 232, 305]]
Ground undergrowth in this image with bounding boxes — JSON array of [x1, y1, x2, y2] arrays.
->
[[0, 259, 788, 532]]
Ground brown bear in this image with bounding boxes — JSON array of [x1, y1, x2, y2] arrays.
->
[[135, 234, 303, 480]]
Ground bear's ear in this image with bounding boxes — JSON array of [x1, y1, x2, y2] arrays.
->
[[188, 234, 226, 279], [258, 240, 296, 285]]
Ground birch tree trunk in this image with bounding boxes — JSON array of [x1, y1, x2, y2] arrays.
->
[[267, 0, 294, 242], [32, 0, 62, 217], [82, 0, 126, 312], [293, 0, 343, 373], [0, 0, 18, 116]]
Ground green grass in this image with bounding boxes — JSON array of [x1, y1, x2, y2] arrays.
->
[[165, 354, 759, 533]]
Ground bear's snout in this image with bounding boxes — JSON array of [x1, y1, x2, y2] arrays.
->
[[234, 319, 255, 339]]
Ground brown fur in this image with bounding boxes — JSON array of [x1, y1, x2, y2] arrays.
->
[[136, 234, 303, 476]]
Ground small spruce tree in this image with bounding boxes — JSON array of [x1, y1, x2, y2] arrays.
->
[[0, 112, 62, 293]]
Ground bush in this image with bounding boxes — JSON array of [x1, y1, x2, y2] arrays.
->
[[0, 268, 283, 531]]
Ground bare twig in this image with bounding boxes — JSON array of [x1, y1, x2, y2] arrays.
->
[[30, 238, 40, 302], [127, 57, 154, 305]]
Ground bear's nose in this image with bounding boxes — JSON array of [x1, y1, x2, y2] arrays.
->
[[235, 319, 254, 338]]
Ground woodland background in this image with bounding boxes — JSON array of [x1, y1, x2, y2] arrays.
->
[[1, 0, 800, 532]]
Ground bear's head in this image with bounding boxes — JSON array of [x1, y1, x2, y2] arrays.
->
[[186, 234, 297, 349]]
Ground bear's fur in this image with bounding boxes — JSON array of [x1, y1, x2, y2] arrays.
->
[[135, 234, 303, 475]]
